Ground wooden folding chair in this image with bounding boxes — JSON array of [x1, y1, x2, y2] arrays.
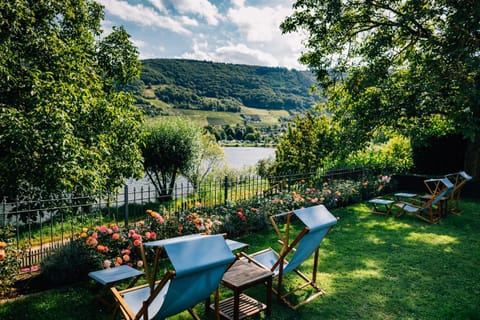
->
[[240, 205, 337, 310], [110, 234, 235, 320], [445, 171, 472, 214], [394, 178, 454, 224]]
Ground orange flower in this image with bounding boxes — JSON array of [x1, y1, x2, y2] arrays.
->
[[0, 241, 8, 248], [123, 254, 130, 262], [0, 249, 5, 261], [86, 237, 98, 247], [133, 239, 141, 246], [116, 257, 123, 265], [112, 233, 120, 240]]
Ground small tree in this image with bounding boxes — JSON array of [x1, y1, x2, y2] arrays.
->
[[142, 118, 203, 201], [183, 131, 226, 191], [273, 112, 338, 175]]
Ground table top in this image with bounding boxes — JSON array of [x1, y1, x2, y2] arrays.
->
[[368, 198, 394, 204], [394, 192, 417, 198], [222, 259, 273, 289], [144, 234, 248, 252], [88, 265, 144, 286]]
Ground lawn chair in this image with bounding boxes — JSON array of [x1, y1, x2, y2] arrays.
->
[[110, 234, 235, 320], [394, 178, 454, 224], [445, 171, 472, 214], [240, 204, 337, 310]]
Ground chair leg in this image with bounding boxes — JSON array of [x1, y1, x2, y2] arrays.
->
[[187, 308, 201, 320]]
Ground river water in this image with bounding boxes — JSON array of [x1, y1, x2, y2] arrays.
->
[[222, 146, 275, 169], [125, 146, 276, 191]]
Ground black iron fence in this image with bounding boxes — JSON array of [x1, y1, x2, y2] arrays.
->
[[1, 168, 371, 269]]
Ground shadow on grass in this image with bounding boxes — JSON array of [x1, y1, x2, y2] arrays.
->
[[1, 200, 479, 320], [311, 199, 480, 319]]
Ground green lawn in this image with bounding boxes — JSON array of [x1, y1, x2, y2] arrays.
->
[[1, 199, 479, 320]]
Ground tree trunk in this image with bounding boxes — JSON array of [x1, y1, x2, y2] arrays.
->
[[464, 139, 480, 178]]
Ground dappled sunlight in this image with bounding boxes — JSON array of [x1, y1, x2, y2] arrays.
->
[[405, 232, 459, 246], [350, 259, 383, 279], [364, 234, 386, 245]]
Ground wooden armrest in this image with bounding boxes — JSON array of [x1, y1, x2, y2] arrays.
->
[[238, 252, 269, 270]]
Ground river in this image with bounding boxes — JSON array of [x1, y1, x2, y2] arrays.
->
[[125, 147, 276, 191], [222, 146, 276, 169]]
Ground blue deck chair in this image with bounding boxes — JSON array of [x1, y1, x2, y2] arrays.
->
[[445, 171, 472, 214], [394, 178, 454, 224], [110, 234, 235, 320], [241, 204, 337, 310]]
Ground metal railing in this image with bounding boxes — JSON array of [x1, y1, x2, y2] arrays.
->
[[1, 168, 369, 269]]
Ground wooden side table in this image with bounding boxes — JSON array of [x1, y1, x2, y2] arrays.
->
[[213, 259, 273, 320], [88, 265, 144, 308], [368, 198, 394, 216]]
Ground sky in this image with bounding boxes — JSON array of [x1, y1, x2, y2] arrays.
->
[[95, 0, 308, 70]]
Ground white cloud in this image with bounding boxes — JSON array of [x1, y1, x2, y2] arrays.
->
[[131, 38, 147, 49], [138, 45, 166, 59], [221, 1, 307, 69], [231, 0, 246, 8], [227, 3, 290, 42], [100, 19, 115, 36], [147, 0, 167, 12], [180, 15, 199, 27], [96, 0, 192, 35], [215, 43, 278, 66], [164, 0, 223, 26], [98, 0, 307, 69], [182, 39, 295, 68]]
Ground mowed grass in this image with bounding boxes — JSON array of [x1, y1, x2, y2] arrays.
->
[[1, 199, 479, 320]]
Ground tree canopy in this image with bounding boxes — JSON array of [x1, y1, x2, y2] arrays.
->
[[281, 0, 480, 176], [273, 112, 337, 174], [142, 118, 203, 200], [0, 0, 144, 199]]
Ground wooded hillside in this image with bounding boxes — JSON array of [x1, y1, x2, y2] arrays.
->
[[135, 59, 318, 114]]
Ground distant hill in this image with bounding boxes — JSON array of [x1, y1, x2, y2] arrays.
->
[[134, 59, 319, 116]]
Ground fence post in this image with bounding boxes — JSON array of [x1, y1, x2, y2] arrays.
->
[[224, 176, 229, 205], [124, 185, 129, 227], [1, 197, 5, 227], [287, 174, 291, 192]]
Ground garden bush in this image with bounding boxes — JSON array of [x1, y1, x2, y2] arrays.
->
[[40, 240, 98, 286], [0, 226, 22, 298], [29, 173, 396, 278]]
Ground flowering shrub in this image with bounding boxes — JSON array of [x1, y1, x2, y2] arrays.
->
[[216, 199, 269, 238], [75, 205, 224, 269], [69, 174, 395, 271], [0, 226, 22, 298], [248, 174, 394, 215], [80, 219, 159, 269]]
